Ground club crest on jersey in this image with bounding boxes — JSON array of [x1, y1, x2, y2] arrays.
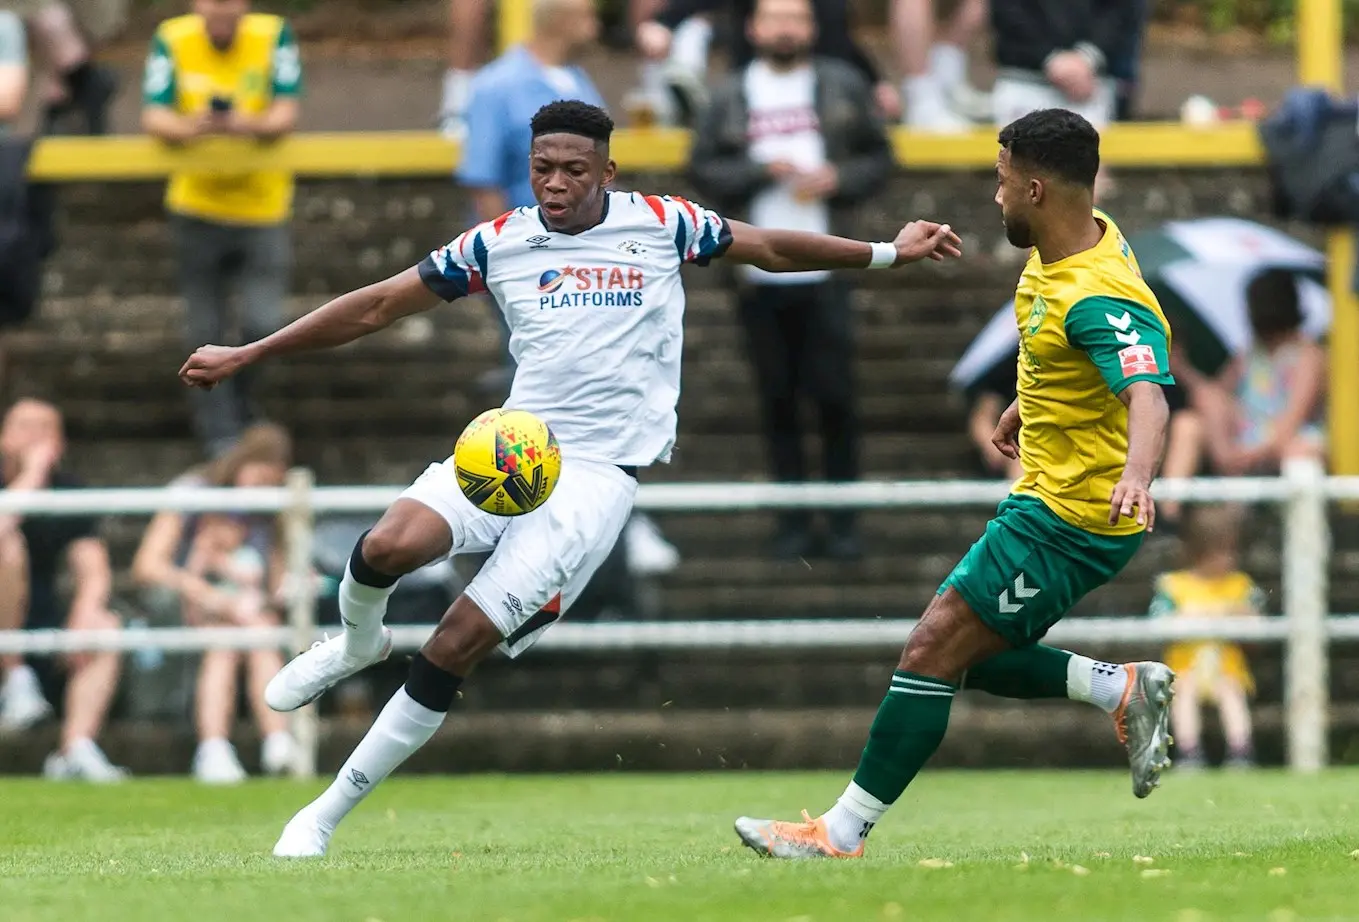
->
[[1026, 296, 1048, 336], [537, 265, 647, 310]]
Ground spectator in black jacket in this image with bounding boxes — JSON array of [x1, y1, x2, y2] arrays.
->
[[989, 0, 1142, 131], [636, 0, 898, 125], [689, 0, 893, 560]]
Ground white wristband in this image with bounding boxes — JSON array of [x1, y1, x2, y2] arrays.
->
[[868, 242, 897, 269]]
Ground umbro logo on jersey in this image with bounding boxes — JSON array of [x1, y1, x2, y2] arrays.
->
[[527, 235, 551, 249], [617, 239, 647, 255]]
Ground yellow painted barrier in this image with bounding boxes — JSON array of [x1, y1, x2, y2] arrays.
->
[[498, 0, 531, 52], [25, 122, 1264, 182], [1297, 0, 1357, 477]]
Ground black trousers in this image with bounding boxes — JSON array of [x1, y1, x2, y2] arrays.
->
[[737, 279, 859, 531]]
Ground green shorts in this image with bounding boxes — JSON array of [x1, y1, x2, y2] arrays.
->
[[939, 494, 1143, 648]]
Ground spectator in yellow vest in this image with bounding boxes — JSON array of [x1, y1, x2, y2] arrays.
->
[[141, 0, 302, 457]]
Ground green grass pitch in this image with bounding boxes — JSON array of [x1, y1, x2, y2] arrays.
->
[[3, 770, 1358, 922]]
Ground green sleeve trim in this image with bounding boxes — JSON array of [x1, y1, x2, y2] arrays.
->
[[1064, 295, 1175, 395], [1147, 579, 1175, 619], [142, 32, 177, 107], [271, 21, 302, 96]]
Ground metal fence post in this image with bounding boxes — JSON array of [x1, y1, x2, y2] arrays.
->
[[1283, 456, 1329, 772], [282, 467, 318, 779]]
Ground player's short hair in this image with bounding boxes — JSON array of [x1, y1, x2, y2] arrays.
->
[[1245, 267, 1302, 338], [530, 100, 615, 147], [998, 109, 1100, 189]]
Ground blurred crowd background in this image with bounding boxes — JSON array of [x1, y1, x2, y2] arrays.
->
[[0, 0, 1351, 781]]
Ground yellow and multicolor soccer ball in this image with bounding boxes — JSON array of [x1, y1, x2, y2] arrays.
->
[[453, 408, 562, 516]]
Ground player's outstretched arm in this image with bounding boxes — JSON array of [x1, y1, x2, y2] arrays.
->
[[1109, 381, 1170, 530], [722, 219, 962, 273], [179, 267, 441, 389]]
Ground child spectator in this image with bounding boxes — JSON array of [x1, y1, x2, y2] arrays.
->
[[1150, 504, 1261, 769], [1207, 268, 1326, 476], [132, 423, 296, 784]]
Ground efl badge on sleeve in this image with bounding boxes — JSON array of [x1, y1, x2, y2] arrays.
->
[[1118, 344, 1159, 377]]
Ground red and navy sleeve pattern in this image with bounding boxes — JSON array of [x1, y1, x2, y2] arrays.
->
[[417, 211, 515, 302], [641, 194, 733, 266]]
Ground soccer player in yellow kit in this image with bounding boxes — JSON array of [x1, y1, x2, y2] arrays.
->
[[737, 109, 1178, 859]]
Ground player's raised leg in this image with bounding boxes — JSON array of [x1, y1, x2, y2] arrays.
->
[[963, 646, 1175, 797], [264, 498, 452, 712], [736, 486, 1169, 858], [273, 456, 636, 858], [273, 592, 503, 858], [735, 587, 1009, 859]]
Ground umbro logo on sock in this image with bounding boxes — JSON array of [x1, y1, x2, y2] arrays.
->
[[1093, 662, 1122, 676], [859, 821, 875, 838], [349, 769, 370, 790]]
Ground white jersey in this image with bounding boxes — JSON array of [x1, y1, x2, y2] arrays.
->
[[418, 190, 733, 466]]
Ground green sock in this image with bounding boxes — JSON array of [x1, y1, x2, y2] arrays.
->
[[850, 670, 956, 805], [963, 645, 1072, 699]]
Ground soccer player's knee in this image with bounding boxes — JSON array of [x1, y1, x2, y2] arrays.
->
[[360, 523, 426, 578], [423, 598, 501, 675], [898, 638, 944, 676]]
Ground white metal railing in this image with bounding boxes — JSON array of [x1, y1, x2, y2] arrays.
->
[[0, 458, 1337, 777]]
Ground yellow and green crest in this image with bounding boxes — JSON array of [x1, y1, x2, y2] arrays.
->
[[1026, 296, 1048, 337]]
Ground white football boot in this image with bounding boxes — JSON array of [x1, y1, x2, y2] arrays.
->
[[265, 628, 393, 712], [273, 806, 334, 858]]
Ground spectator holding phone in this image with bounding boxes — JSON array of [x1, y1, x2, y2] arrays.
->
[[140, 0, 302, 458]]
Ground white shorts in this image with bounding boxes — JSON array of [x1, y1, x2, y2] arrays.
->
[[400, 455, 638, 658], [992, 75, 1116, 129]]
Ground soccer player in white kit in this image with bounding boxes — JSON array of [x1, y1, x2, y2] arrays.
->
[[179, 100, 962, 857]]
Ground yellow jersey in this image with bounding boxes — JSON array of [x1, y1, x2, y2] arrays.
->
[[143, 13, 302, 225], [1011, 210, 1174, 535], [1150, 570, 1264, 696]]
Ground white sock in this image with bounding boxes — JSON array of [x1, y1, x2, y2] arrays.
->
[[1067, 654, 1130, 713], [440, 68, 473, 117], [669, 17, 712, 76], [822, 782, 888, 852], [310, 687, 445, 831], [929, 43, 968, 89], [339, 565, 396, 660]]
